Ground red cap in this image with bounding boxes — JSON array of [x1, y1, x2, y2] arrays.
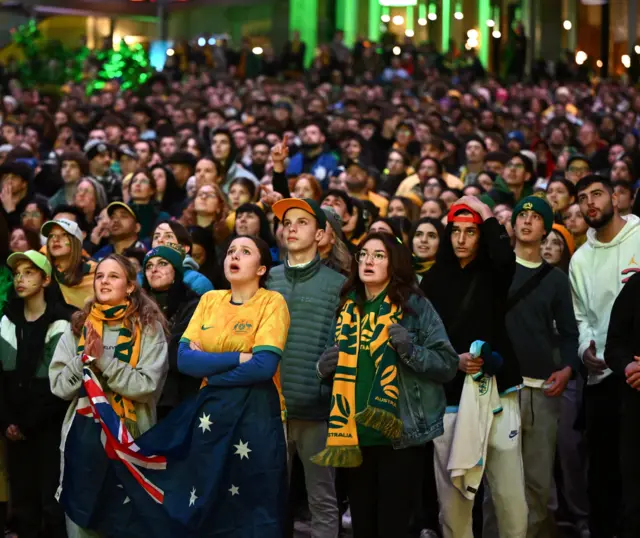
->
[[447, 203, 483, 225]]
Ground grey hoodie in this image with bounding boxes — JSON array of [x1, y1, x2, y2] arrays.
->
[[49, 321, 168, 446]]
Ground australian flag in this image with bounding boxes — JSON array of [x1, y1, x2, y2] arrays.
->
[[59, 366, 287, 537]]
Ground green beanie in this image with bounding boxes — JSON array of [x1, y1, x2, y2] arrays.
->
[[511, 195, 554, 233], [143, 245, 185, 278]]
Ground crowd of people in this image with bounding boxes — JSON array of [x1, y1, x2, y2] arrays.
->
[[0, 27, 639, 538]]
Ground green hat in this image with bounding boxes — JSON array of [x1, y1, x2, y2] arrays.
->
[[143, 245, 185, 280], [511, 195, 554, 233], [272, 198, 327, 229], [7, 250, 52, 277]]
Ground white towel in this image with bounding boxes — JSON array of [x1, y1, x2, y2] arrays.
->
[[447, 374, 503, 500]]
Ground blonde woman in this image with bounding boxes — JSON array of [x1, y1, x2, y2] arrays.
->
[[50, 254, 168, 538], [41, 218, 96, 309]]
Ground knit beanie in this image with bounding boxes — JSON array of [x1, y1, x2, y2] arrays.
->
[[143, 245, 185, 277], [511, 195, 554, 233], [551, 223, 576, 256]]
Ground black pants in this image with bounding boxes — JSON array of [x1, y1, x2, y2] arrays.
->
[[6, 427, 66, 538], [620, 385, 640, 538], [585, 375, 622, 538], [346, 445, 424, 538]]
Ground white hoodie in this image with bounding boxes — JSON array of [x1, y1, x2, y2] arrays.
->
[[569, 214, 640, 385]]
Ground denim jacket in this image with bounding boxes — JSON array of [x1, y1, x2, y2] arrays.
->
[[323, 293, 459, 450], [392, 294, 459, 449]]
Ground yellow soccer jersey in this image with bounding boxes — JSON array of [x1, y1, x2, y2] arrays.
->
[[181, 288, 290, 418], [181, 288, 290, 354]]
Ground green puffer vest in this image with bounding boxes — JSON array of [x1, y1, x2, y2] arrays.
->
[[267, 256, 346, 420]]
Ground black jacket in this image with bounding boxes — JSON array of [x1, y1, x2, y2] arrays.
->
[[155, 285, 201, 409], [605, 271, 640, 376], [0, 298, 70, 438], [420, 217, 522, 405]]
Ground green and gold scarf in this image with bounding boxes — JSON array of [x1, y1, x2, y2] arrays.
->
[[312, 294, 403, 468], [412, 255, 435, 276], [77, 302, 142, 437]]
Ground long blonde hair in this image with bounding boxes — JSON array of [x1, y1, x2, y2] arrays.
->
[[324, 235, 352, 276], [71, 254, 167, 337], [47, 229, 84, 286]]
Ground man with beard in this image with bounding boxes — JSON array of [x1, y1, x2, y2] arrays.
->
[[569, 175, 640, 538], [343, 162, 388, 217], [93, 202, 147, 260], [286, 121, 338, 189], [84, 139, 121, 201], [247, 139, 270, 180]]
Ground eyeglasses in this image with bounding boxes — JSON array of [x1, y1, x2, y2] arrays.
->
[[567, 166, 590, 174], [21, 211, 41, 219], [197, 192, 218, 200], [356, 251, 387, 264], [506, 162, 525, 170]]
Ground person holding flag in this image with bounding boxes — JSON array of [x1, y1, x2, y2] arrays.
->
[[49, 253, 169, 537], [51, 237, 290, 538]]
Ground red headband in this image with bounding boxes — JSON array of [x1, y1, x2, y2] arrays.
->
[[447, 203, 483, 225]]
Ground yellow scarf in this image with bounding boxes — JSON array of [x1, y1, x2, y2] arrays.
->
[[77, 302, 142, 436], [312, 295, 403, 468]]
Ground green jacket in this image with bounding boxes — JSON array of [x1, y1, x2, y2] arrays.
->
[[267, 255, 346, 421], [481, 176, 534, 209]]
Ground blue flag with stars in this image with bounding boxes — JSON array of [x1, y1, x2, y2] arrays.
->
[[59, 366, 287, 537]]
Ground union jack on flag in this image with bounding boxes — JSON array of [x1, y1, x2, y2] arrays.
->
[[75, 363, 167, 504]]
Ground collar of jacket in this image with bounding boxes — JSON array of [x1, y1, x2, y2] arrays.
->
[[283, 254, 322, 282]]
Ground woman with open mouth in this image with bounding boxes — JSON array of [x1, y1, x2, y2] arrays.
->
[[49, 253, 169, 537], [176, 234, 290, 536], [313, 231, 458, 538]]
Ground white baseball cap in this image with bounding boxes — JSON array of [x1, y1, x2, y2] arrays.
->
[[41, 218, 84, 244]]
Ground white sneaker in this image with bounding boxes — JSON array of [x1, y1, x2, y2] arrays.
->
[[341, 507, 352, 530]]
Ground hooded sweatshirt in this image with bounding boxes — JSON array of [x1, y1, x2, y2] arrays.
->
[[569, 214, 640, 385], [420, 217, 522, 405]]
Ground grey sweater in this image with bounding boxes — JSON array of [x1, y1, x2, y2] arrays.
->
[[49, 321, 168, 444], [506, 260, 579, 380]]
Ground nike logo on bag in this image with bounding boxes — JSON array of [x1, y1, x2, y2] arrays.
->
[[201, 325, 215, 331], [509, 430, 518, 439]]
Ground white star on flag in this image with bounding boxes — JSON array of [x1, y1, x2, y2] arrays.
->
[[198, 413, 213, 433], [189, 487, 198, 507], [233, 439, 252, 460], [229, 484, 240, 496]]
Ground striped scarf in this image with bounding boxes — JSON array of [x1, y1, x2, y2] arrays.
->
[[77, 302, 142, 437], [312, 294, 403, 468]]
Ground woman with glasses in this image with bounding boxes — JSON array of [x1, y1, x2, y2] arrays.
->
[[194, 183, 230, 245], [314, 232, 458, 538], [41, 218, 97, 310], [127, 170, 170, 241]]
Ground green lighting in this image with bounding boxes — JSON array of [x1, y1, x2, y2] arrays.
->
[[343, 0, 357, 47], [290, 0, 317, 67], [369, 0, 382, 41], [406, 5, 414, 31], [441, 0, 450, 51], [379, 0, 417, 5], [419, 2, 426, 19], [337, 0, 346, 30], [479, 0, 491, 67]]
